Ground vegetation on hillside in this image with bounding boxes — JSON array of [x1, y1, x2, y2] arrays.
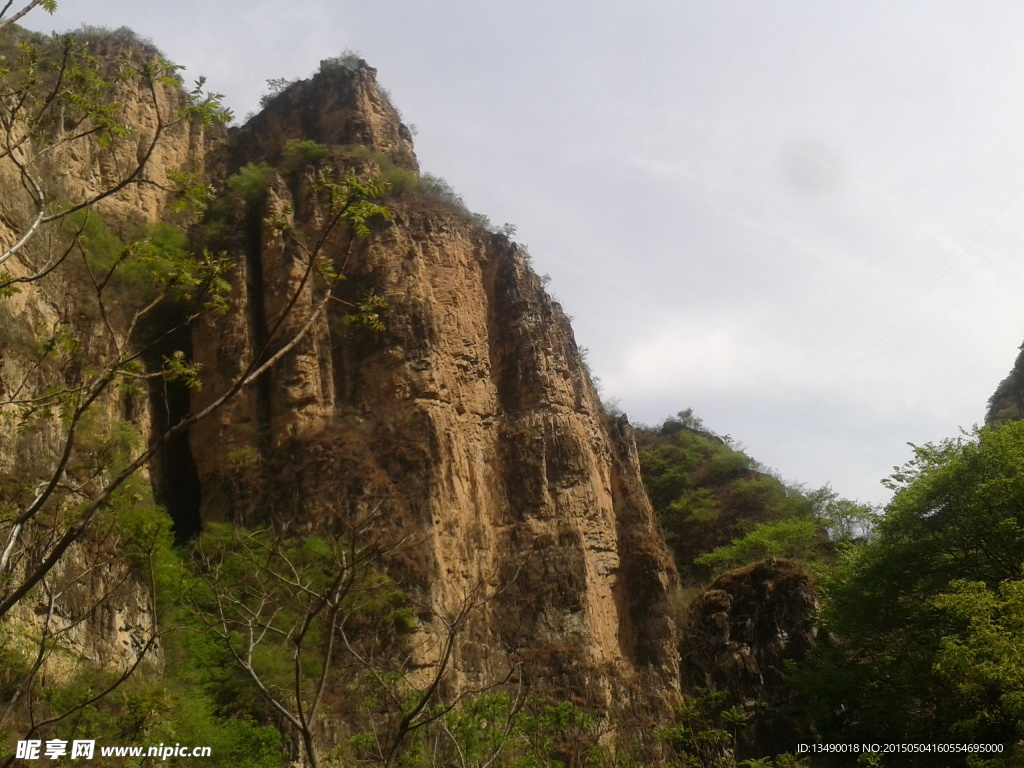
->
[[635, 410, 872, 583], [635, 409, 1024, 764]]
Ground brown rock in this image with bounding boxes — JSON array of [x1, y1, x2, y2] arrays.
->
[[190, 64, 682, 723]]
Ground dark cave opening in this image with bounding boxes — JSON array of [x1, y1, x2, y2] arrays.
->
[[146, 325, 203, 544]]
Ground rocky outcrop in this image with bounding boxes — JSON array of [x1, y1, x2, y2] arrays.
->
[[682, 559, 818, 754], [987, 342, 1024, 424], [187, 62, 681, 721], [1, 40, 682, 733], [233, 60, 417, 172]]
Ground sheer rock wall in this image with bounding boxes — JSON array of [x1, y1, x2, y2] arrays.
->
[[189, 63, 681, 720], [1, 51, 682, 724]]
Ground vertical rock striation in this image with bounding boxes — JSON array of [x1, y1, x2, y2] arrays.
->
[[2, 42, 683, 729], [189, 61, 681, 721]]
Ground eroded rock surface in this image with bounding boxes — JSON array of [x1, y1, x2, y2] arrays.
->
[[189, 62, 681, 721], [1, 43, 683, 732], [683, 559, 818, 754]]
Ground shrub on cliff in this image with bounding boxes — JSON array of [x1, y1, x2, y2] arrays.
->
[[227, 162, 275, 206], [280, 139, 331, 174]]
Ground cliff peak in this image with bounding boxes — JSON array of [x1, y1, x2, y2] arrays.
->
[[233, 59, 419, 173]]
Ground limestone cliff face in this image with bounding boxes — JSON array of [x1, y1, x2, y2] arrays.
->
[[682, 559, 818, 755], [0, 42, 224, 672], [188, 62, 680, 719], [1, 46, 681, 726]]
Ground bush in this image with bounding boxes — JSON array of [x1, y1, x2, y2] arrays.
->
[[382, 167, 418, 196], [280, 139, 330, 174], [227, 162, 274, 207], [319, 48, 365, 72], [418, 172, 466, 209]]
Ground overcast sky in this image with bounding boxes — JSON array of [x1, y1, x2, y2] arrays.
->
[[22, 1, 1024, 506]]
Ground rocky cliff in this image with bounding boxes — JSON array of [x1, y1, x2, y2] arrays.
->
[[682, 559, 818, 755], [987, 341, 1024, 424], [0, 32, 222, 676], [186, 61, 680, 721], [1, 40, 682, 735]]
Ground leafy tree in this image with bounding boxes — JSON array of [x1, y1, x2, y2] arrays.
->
[[280, 139, 331, 174], [934, 578, 1024, 747], [796, 422, 1024, 756]]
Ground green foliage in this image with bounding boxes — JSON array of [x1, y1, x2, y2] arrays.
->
[[814, 494, 876, 545], [281, 138, 331, 174], [382, 167, 419, 196], [0, 501, 287, 767], [309, 168, 393, 236], [66, 208, 122, 273], [331, 145, 419, 200], [638, 413, 813, 580], [163, 349, 203, 390], [660, 689, 743, 768], [182, 523, 416, 766], [181, 75, 234, 126], [795, 421, 1024, 755], [704, 448, 753, 484], [27, 646, 289, 768], [347, 291, 388, 333], [74, 415, 140, 472], [638, 410, 867, 584], [934, 578, 1024, 737], [659, 689, 808, 768], [334, 143, 395, 167], [64, 209, 232, 316], [227, 162, 275, 207], [875, 424, 1024, 595], [418, 172, 466, 209], [674, 408, 707, 432], [168, 169, 217, 216], [695, 518, 823, 574]]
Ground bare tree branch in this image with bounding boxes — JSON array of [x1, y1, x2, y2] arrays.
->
[[0, 0, 46, 33]]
